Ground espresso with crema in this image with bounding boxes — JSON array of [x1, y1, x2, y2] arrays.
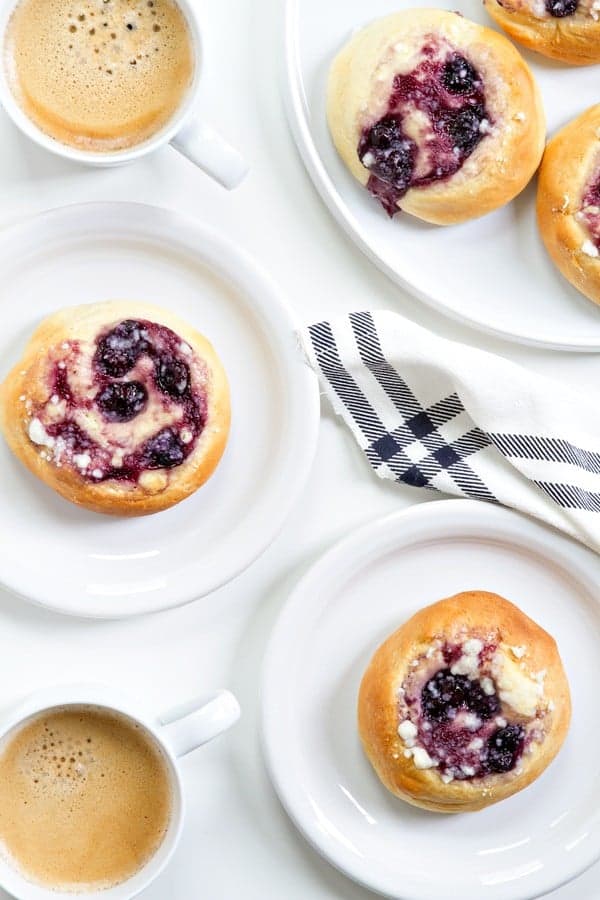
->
[[0, 706, 172, 891], [3, 0, 194, 152]]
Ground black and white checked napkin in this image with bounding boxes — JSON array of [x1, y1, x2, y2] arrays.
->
[[301, 310, 600, 554]]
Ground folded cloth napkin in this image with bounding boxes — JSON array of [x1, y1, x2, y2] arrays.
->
[[301, 310, 600, 554]]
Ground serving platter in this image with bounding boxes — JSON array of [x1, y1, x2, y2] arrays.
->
[[262, 499, 600, 899], [284, 0, 600, 350], [0, 202, 319, 618]]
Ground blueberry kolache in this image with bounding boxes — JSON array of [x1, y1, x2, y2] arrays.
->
[[537, 106, 600, 306], [358, 591, 570, 812], [0, 301, 230, 515], [484, 0, 600, 65], [327, 10, 545, 225]]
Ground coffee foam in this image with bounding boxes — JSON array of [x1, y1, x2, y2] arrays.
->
[[0, 705, 172, 891], [4, 0, 194, 151]]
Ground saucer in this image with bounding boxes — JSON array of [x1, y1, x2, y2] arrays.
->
[[262, 499, 600, 899], [0, 202, 319, 617]]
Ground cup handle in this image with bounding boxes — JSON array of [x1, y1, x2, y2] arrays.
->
[[158, 690, 240, 758], [170, 116, 248, 189]]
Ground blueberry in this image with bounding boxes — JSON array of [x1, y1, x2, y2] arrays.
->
[[545, 0, 578, 15], [444, 104, 485, 155], [366, 117, 402, 150], [96, 381, 147, 422], [373, 147, 414, 190], [155, 355, 190, 398], [486, 724, 524, 773], [442, 54, 479, 95], [359, 116, 415, 191], [421, 669, 500, 723], [141, 428, 185, 469], [95, 320, 148, 378]]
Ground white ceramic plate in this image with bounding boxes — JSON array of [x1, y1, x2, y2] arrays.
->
[[262, 499, 600, 900], [284, 0, 600, 350], [0, 202, 319, 618]]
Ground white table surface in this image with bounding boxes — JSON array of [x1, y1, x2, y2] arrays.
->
[[0, 0, 598, 897]]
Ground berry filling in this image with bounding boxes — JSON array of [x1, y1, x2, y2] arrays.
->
[[397, 638, 543, 782], [51, 357, 76, 404], [545, 0, 578, 15], [358, 48, 492, 216], [421, 668, 500, 723], [26, 319, 208, 485], [577, 171, 600, 253]]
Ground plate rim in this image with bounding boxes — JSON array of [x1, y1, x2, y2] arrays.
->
[[261, 498, 600, 900], [0, 201, 320, 619], [283, 0, 600, 353]]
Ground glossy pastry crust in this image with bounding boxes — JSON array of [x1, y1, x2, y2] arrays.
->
[[484, 0, 600, 66], [537, 105, 600, 306], [358, 591, 571, 813], [327, 9, 545, 225], [0, 301, 230, 516]]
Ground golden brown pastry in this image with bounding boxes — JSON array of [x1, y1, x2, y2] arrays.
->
[[484, 0, 600, 66], [0, 301, 230, 516], [537, 105, 600, 306], [358, 591, 570, 813], [327, 9, 545, 225]]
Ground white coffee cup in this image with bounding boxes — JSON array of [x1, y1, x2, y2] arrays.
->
[[0, 0, 248, 186], [0, 683, 241, 900]]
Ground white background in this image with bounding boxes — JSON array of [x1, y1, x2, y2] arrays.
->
[[0, 0, 598, 897]]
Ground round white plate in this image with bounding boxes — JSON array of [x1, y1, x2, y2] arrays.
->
[[284, 0, 600, 350], [0, 202, 319, 618], [262, 499, 600, 900]]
